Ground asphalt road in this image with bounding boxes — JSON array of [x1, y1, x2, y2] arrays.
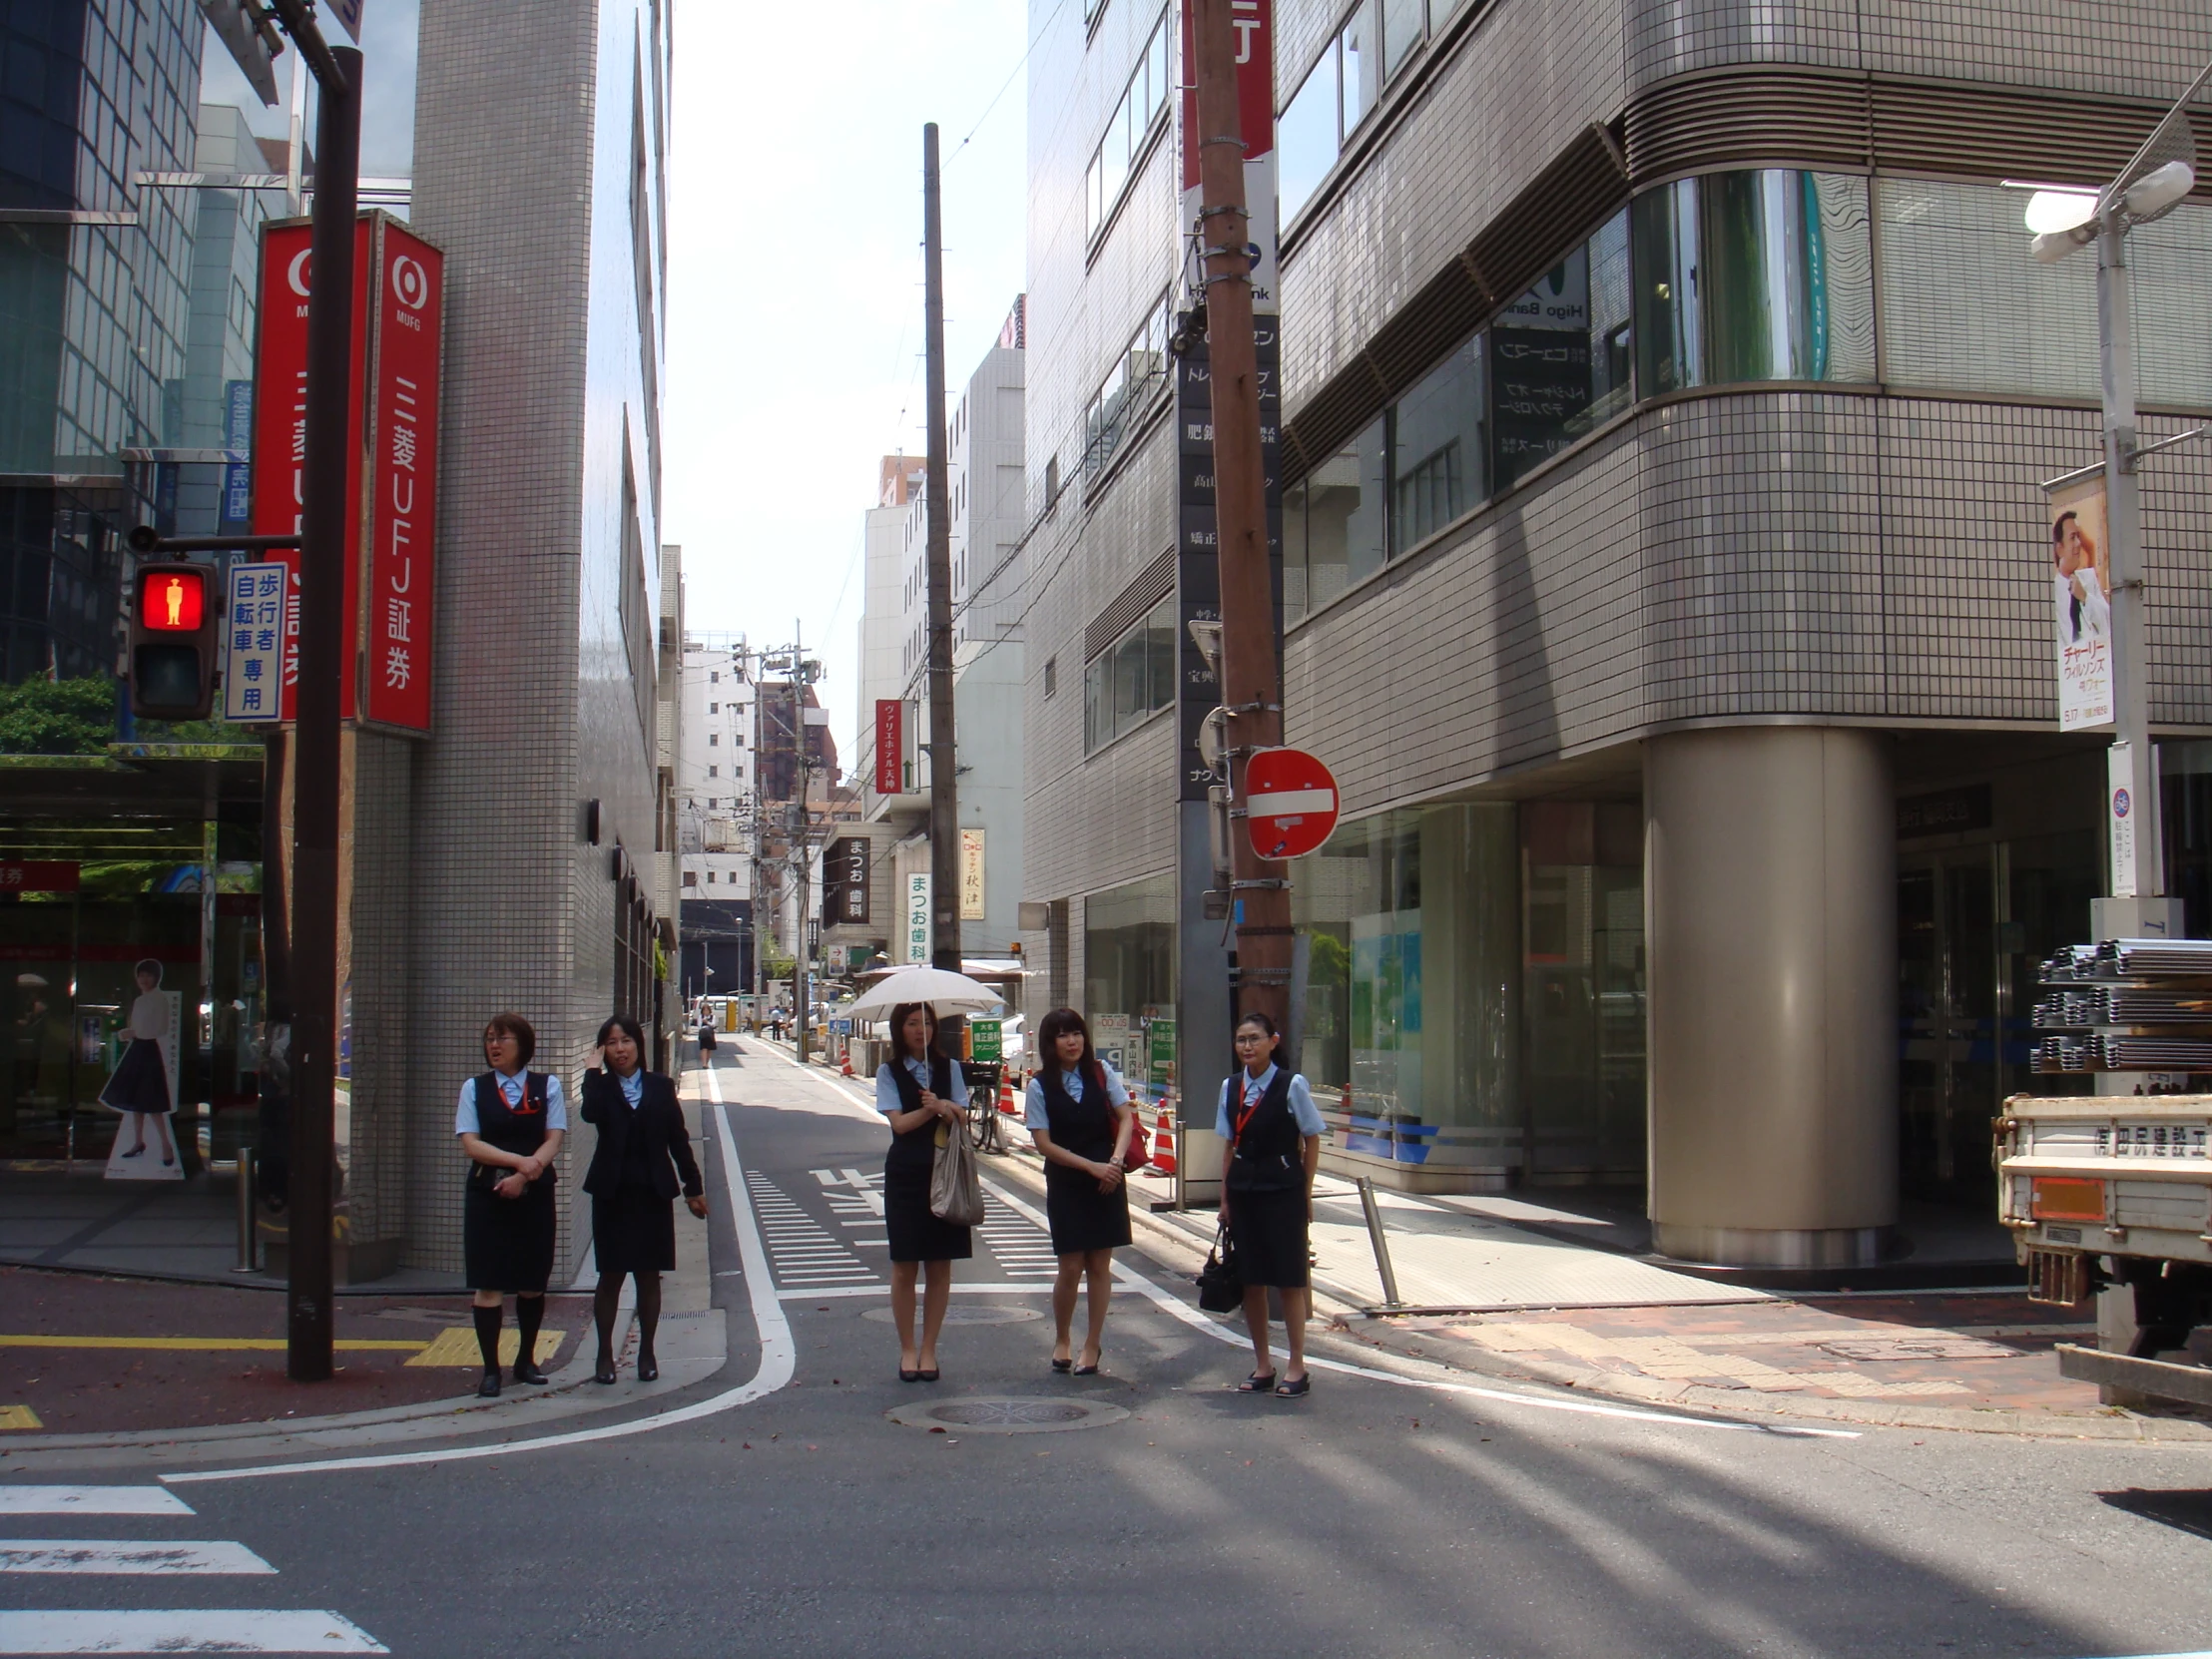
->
[[3, 1041, 2210, 1657]]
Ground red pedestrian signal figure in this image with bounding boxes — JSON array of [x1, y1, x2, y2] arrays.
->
[[143, 569, 205, 632], [128, 562, 219, 720]]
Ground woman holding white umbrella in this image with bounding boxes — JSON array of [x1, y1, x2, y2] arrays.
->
[[874, 1000, 970, 1382]]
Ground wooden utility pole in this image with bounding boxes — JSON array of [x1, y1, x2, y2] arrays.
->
[[1190, 0, 1289, 1034], [921, 123, 961, 978]]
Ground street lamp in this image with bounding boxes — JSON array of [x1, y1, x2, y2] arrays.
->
[[2019, 65, 2207, 961]]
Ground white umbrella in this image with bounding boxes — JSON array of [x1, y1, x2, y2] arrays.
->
[[846, 966, 1005, 1023]]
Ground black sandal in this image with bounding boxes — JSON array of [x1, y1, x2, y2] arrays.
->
[[1275, 1375, 1311, 1397], [1235, 1372, 1278, 1392]]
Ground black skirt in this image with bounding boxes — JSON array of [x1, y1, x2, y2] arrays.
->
[[593, 1185, 676, 1277], [463, 1173, 557, 1293], [1044, 1166, 1132, 1255], [100, 1038, 173, 1115], [883, 1155, 972, 1264], [1226, 1185, 1309, 1289]]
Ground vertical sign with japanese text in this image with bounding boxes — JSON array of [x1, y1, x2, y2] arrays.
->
[[905, 873, 931, 964], [361, 220, 441, 733], [249, 216, 372, 722], [221, 379, 253, 527], [222, 561, 288, 722], [874, 698, 903, 797], [959, 828, 986, 920]]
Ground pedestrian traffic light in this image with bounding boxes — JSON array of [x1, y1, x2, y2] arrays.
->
[[129, 561, 219, 720]]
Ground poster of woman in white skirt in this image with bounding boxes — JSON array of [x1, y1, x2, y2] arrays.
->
[[100, 958, 183, 1179]]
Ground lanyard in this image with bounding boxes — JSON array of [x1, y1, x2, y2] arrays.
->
[[1231, 1070, 1270, 1143]]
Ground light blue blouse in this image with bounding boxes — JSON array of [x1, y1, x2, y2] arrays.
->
[[617, 1069, 644, 1107], [874, 1056, 968, 1116], [1213, 1064, 1324, 1140], [453, 1068, 570, 1135], [1022, 1063, 1131, 1130]]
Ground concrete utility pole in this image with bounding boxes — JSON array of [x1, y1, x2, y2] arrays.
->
[[792, 617, 814, 1064], [921, 123, 961, 980], [1190, 0, 1290, 1036], [285, 32, 360, 1385]]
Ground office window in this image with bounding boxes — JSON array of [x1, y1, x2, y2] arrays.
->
[[1390, 337, 1484, 550], [1634, 171, 1873, 394], [1086, 9, 1172, 239], [1083, 290, 1173, 480], [1082, 596, 1177, 753], [1279, 50, 1339, 224], [708, 765, 718, 777], [684, 870, 697, 886], [1044, 655, 1057, 698], [709, 733, 719, 745], [707, 870, 716, 883], [710, 671, 719, 683], [1382, 0, 1422, 81], [709, 701, 718, 713], [1284, 416, 1385, 623]]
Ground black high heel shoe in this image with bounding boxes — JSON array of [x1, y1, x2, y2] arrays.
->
[[637, 1354, 659, 1382], [592, 1355, 618, 1385], [1051, 1356, 1072, 1374]]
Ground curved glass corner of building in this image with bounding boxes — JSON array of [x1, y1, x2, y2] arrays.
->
[[1631, 169, 1876, 395]]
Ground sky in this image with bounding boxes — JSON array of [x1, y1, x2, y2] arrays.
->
[[662, 0, 1033, 769]]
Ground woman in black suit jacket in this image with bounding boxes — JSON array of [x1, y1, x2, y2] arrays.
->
[[580, 1015, 706, 1384]]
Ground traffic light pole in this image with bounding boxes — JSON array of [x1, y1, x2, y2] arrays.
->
[[285, 41, 360, 1383], [1190, 0, 1291, 1037]]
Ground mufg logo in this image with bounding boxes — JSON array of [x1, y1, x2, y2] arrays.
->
[[390, 255, 430, 310]]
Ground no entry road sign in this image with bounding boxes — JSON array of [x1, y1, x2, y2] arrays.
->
[[1246, 747, 1340, 858]]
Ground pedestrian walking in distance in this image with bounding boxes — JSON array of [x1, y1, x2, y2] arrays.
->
[[455, 1012, 567, 1397], [1025, 1007, 1136, 1375], [1217, 1010, 1325, 1397], [580, 1014, 706, 1384], [875, 1001, 970, 1382]]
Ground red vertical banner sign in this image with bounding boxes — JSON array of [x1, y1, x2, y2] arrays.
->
[[361, 220, 440, 732], [250, 216, 371, 722], [874, 699, 902, 797]]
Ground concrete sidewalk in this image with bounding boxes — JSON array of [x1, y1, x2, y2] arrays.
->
[[0, 1063, 731, 1466]]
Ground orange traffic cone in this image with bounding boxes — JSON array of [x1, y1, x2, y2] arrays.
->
[[840, 1053, 854, 1077], [999, 1074, 1019, 1116], [1152, 1107, 1177, 1176]]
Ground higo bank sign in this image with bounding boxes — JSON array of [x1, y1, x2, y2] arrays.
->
[[249, 213, 443, 734]]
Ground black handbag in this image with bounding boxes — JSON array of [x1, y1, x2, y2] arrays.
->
[[1196, 1220, 1244, 1313]]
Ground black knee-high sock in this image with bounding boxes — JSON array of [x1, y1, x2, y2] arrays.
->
[[515, 1295, 544, 1370], [634, 1273, 662, 1361], [472, 1303, 502, 1372], [593, 1276, 622, 1363]]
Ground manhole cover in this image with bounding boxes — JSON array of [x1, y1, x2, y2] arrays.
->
[[1820, 1336, 2016, 1363], [862, 1305, 1043, 1326], [885, 1395, 1131, 1433]]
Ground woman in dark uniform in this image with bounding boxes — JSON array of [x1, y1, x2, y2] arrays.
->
[[1216, 1010, 1325, 1397], [1024, 1008, 1135, 1376], [580, 1014, 706, 1384], [874, 1001, 969, 1382], [455, 1012, 566, 1398], [101, 958, 177, 1166]]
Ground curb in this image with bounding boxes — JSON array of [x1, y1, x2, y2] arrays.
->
[[984, 1148, 2212, 1443]]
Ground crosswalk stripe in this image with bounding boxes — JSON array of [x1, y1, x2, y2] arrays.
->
[[0, 1540, 276, 1575], [0, 1609, 385, 1652], [0, 1488, 193, 1517]]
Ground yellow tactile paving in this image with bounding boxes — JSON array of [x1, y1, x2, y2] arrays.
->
[[0, 1336, 427, 1353], [402, 1327, 566, 1368], [0, 1405, 42, 1430]]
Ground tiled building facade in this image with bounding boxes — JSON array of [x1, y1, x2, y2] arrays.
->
[[1024, 0, 2212, 1265]]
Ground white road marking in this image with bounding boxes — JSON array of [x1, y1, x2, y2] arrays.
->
[[165, 1099, 796, 1484], [778, 1284, 1051, 1301], [0, 1540, 276, 1575], [0, 1609, 386, 1652], [0, 1488, 193, 1516], [701, 1058, 724, 1103], [976, 1175, 1859, 1440]]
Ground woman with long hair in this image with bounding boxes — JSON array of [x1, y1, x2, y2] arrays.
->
[[1023, 1007, 1135, 1375], [873, 1001, 970, 1382], [1216, 1010, 1325, 1397], [455, 1012, 566, 1398], [580, 1014, 707, 1384]]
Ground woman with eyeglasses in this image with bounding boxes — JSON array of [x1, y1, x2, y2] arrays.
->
[[1216, 1010, 1324, 1397], [1023, 1007, 1136, 1376], [580, 1014, 707, 1384], [455, 1012, 566, 1398]]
